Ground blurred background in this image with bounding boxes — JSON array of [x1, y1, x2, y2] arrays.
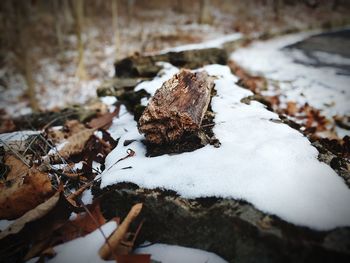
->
[[0, 0, 349, 116]]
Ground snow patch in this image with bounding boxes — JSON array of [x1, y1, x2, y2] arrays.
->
[[135, 243, 228, 263], [100, 96, 117, 106], [135, 62, 179, 95], [101, 64, 350, 230], [81, 189, 93, 205], [160, 33, 242, 53], [48, 221, 116, 263], [230, 32, 350, 125]]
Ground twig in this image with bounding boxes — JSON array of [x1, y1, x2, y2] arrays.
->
[[0, 139, 30, 167], [106, 148, 135, 171]]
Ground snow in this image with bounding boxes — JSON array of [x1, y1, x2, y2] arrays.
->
[[230, 31, 350, 130], [159, 33, 242, 53], [0, 219, 14, 231], [47, 220, 227, 263], [81, 189, 93, 205], [47, 140, 68, 155], [101, 64, 350, 231], [135, 243, 228, 263], [74, 161, 84, 170], [48, 221, 116, 263], [94, 131, 103, 139], [135, 62, 179, 94], [100, 96, 117, 106]]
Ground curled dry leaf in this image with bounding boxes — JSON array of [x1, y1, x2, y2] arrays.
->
[[0, 189, 60, 240], [0, 168, 53, 220], [46, 120, 86, 144], [58, 129, 94, 159], [99, 203, 143, 260], [87, 107, 120, 130], [45, 128, 94, 163]]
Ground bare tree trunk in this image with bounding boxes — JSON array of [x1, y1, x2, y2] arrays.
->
[[51, 0, 63, 51], [111, 0, 120, 60], [23, 51, 38, 111], [127, 0, 134, 24], [62, 0, 74, 26], [199, 0, 212, 24], [174, 0, 184, 13], [273, 0, 281, 21], [73, 0, 87, 80], [15, 1, 39, 111]]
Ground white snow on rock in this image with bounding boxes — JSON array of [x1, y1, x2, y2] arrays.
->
[[48, 221, 116, 263], [135, 62, 179, 95], [159, 33, 242, 53], [230, 31, 350, 121], [101, 64, 350, 231], [135, 243, 228, 263]]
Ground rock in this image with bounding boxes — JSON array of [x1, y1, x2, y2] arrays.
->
[[114, 48, 227, 78], [96, 78, 141, 97], [94, 183, 350, 263]]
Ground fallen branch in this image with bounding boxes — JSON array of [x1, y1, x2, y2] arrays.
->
[[138, 69, 214, 144]]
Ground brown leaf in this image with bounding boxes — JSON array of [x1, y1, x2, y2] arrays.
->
[[3, 154, 28, 181], [59, 129, 94, 158], [46, 120, 86, 144], [0, 118, 15, 134], [0, 189, 60, 240], [115, 254, 151, 263], [1, 189, 74, 261], [45, 128, 94, 163], [59, 202, 106, 242], [99, 203, 143, 260], [87, 107, 120, 130], [286, 101, 298, 116], [0, 168, 54, 220]]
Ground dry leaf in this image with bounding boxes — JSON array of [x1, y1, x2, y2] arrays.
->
[[99, 203, 143, 260], [0, 168, 54, 220], [47, 120, 86, 144], [115, 254, 151, 263], [3, 154, 28, 181], [58, 129, 94, 158], [0, 118, 15, 134], [286, 101, 298, 116], [87, 107, 120, 130], [1, 188, 74, 261], [0, 190, 60, 240], [59, 202, 106, 242]]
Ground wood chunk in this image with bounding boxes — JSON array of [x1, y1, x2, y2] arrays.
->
[[138, 69, 214, 144]]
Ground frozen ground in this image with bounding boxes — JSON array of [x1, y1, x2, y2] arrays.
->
[[100, 64, 350, 231], [230, 30, 350, 137]]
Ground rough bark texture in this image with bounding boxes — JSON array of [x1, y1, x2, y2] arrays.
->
[[138, 69, 214, 144], [95, 184, 350, 263]]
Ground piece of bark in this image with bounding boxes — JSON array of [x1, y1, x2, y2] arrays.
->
[[138, 69, 214, 144]]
